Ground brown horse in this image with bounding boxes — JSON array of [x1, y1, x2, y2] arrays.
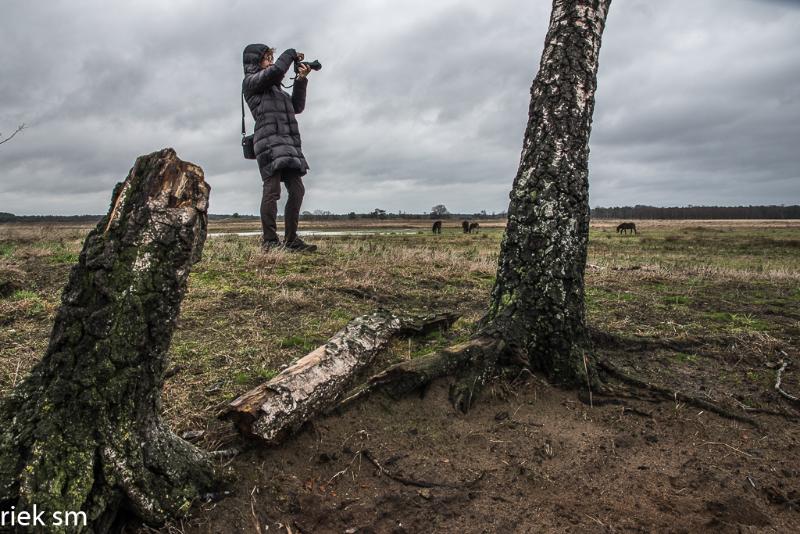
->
[[616, 222, 637, 235], [468, 222, 480, 234]]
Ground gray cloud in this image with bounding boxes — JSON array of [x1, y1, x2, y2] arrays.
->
[[1, 0, 798, 215]]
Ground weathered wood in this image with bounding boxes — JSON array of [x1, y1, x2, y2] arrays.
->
[[0, 148, 217, 531], [337, 336, 505, 412], [220, 311, 457, 445]]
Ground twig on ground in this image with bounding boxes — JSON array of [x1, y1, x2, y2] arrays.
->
[[775, 360, 800, 405], [327, 451, 363, 485], [700, 441, 760, 459], [362, 449, 484, 489], [11, 356, 22, 387], [250, 486, 262, 534], [208, 447, 242, 459]]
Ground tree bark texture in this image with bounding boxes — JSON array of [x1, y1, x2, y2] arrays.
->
[[0, 148, 217, 531], [338, 336, 505, 411], [221, 311, 457, 445], [485, 0, 612, 385]]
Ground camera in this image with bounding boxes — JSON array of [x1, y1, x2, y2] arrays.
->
[[295, 59, 322, 72]]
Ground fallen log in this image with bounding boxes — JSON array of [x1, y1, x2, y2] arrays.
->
[[220, 310, 458, 444]]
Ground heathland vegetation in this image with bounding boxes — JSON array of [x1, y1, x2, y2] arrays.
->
[[1, 218, 798, 531]]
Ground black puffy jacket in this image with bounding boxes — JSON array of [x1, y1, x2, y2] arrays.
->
[[242, 44, 309, 177]]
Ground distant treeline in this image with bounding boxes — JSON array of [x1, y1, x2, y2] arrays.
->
[[3, 205, 799, 222], [591, 205, 800, 220], [295, 209, 505, 221], [0, 212, 103, 223]]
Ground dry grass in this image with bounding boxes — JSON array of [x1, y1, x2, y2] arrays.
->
[[1, 219, 799, 445]]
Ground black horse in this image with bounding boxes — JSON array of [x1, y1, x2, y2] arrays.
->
[[616, 222, 637, 235], [462, 220, 470, 233], [432, 220, 442, 234]]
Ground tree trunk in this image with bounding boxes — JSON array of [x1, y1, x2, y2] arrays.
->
[[0, 148, 218, 531], [242, 0, 615, 416], [221, 311, 457, 445], [483, 0, 612, 386]]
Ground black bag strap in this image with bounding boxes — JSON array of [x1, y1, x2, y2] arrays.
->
[[241, 92, 246, 137]]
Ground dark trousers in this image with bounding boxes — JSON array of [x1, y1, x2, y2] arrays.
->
[[259, 168, 305, 244]]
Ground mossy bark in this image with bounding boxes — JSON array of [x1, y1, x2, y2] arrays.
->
[[484, 0, 612, 386], [0, 148, 218, 531], [222, 311, 458, 445]]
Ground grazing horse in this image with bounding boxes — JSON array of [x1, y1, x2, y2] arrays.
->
[[462, 220, 470, 233], [468, 222, 480, 234], [432, 220, 442, 234], [616, 222, 637, 235]]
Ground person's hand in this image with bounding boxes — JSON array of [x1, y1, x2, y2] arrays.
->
[[296, 52, 305, 62], [297, 63, 311, 79]]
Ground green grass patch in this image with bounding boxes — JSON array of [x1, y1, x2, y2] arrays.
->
[[671, 352, 698, 364], [9, 289, 46, 316], [49, 250, 79, 264], [280, 335, 319, 350], [705, 311, 771, 331]]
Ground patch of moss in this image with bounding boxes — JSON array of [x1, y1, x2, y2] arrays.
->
[[671, 352, 698, 363]]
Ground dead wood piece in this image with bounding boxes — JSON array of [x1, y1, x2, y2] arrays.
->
[[336, 336, 504, 412], [598, 359, 760, 427], [220, 311, 458, 445], [775, 360, 800, 405]]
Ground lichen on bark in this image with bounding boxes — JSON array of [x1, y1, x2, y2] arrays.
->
[[484, 0, 612, 386], [0, 148, 219, 532]]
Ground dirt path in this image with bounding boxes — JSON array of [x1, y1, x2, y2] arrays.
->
[[176, 374, 798, 533]]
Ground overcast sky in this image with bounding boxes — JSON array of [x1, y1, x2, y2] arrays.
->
[[1, 0, 798, 215]]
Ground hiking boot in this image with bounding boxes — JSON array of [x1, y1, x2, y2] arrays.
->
[[261, 240, 282, 252], [284, 237, 317, 252]]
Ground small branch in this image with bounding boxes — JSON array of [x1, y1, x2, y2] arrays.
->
[[775, 360, 800, 405], [362, 449, 483, 489], [700, 441, 759, 459], [0, 123, 25, 145], [207, 447, 243, 460]]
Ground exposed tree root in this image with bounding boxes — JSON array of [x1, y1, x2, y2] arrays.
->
[[597, 360, 760, 428], [337, 336, 505, 413]]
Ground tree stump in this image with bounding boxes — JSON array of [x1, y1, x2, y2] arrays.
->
[[0, 148, 218, 531]]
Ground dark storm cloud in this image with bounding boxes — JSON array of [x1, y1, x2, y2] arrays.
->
[[1, 0, 798, 215]]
